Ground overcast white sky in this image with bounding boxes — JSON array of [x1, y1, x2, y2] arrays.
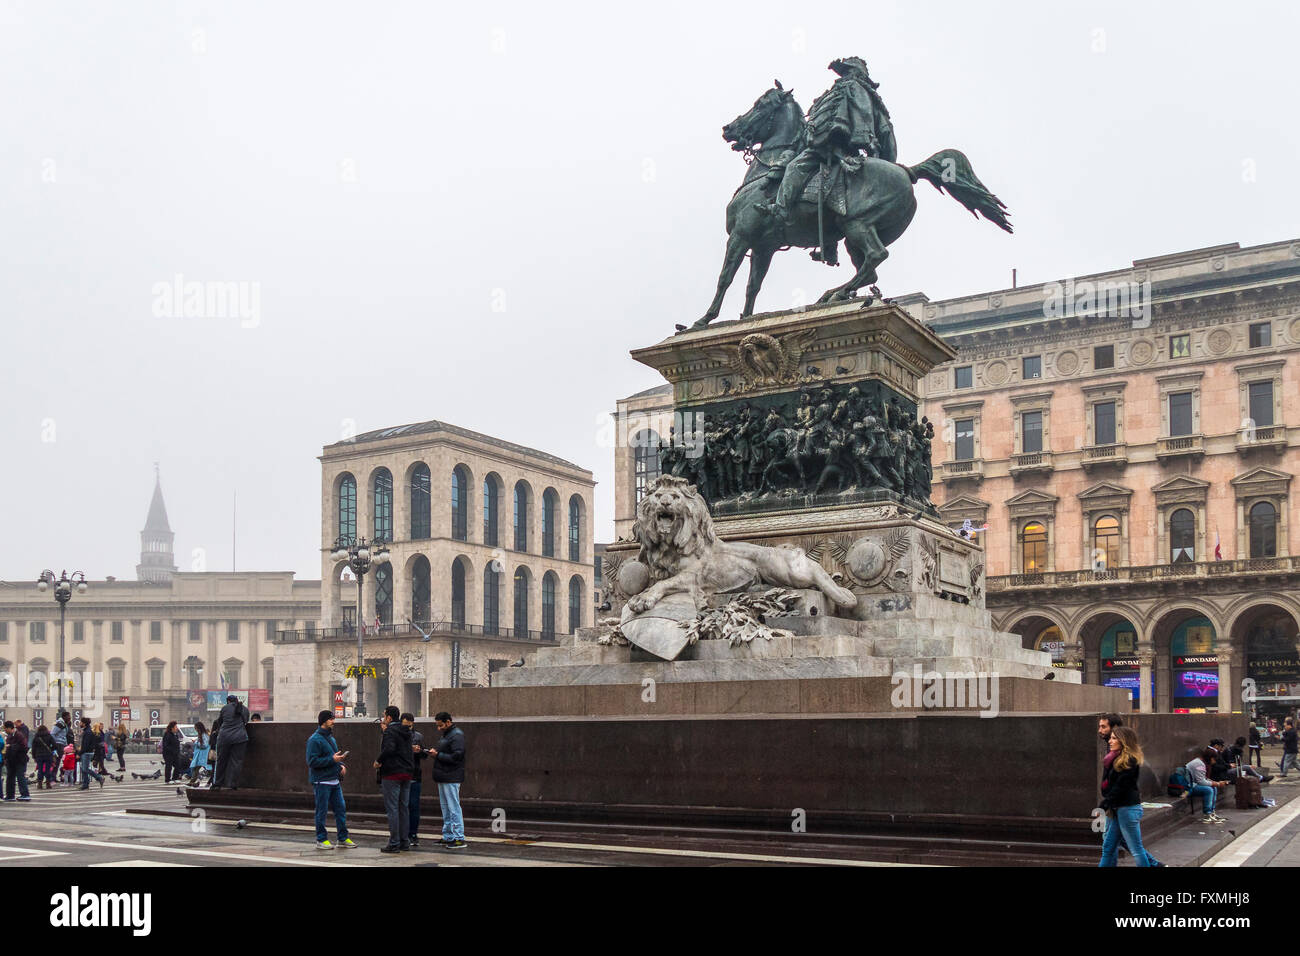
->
[[2, 0, 1297, 582]]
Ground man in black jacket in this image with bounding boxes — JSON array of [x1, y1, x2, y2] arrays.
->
[[373, 705, 414, 853], [430, 711, 467, 849], [3, 721, 30, 801], [211, 695, 250, 790]]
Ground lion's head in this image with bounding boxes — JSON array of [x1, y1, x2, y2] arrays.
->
[[634, 475, 718, 579]]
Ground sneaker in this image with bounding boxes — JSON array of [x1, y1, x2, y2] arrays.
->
[[17, 796, 31, 802], [339, 839, 358, 849], [444, 839, 468, 849], [317, 840, 335, 850], [379, 845, 401, 854], [1201, 815, 1217, 823], [408, 837, 419, 848], [399, 843, 410, 851]]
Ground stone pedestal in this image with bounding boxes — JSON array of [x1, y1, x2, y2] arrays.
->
[[631, 300, 954, 517]]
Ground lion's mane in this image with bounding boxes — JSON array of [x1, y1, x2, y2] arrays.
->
[[634, 476, 719, 581]]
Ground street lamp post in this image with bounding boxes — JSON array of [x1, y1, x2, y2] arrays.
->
[[36, 570, 87, 714], [330, 536, 389, 717]]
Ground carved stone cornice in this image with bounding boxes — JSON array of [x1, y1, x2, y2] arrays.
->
[[1005, 489, 1059, 519], [1152, 475, 1210, 507]]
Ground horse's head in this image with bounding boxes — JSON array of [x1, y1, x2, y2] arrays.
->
[[722, 79, 798, 151]]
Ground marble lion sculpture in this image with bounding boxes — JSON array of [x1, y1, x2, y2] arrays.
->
[[626, 475, 857, 613]]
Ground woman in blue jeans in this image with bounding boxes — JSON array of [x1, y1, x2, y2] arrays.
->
[[1099, 726, 1163, 867]]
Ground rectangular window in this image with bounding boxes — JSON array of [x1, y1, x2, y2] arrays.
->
[[954, 419, 975, 461], [1094, 402, 1116, 446], [1249, 381, 1274, 427], [227, 621, 239, 642], [189, 621, 201, 642], [954, 365, 973, 389], [224, 665, 241, 689], [1249, 322, 1272, 349], [1170, 333, 1191, 359], [1094, 345, 1114, 370], [30, 621, 46, 642], [1021, 411, 1043, 454], [148, 668, 162, 692], [73, 621, 84, 642], [111, 621, 123, 643], [264, 665, 274, 689], [187, 665, 202, 691], [264, 620, 277, 642], [1022, 355, 1042, 380], [110, 669, 124, 692], [1168, 391, 1193, 436], [0, 622, 7, 643], [149, 621, 162, 643]]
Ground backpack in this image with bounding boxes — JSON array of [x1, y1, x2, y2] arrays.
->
[[1167, 764, 1194, 797]]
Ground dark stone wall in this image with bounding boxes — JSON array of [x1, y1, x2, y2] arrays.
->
[[435, 676, 1131, 718], [229, 710, 1241, 820]]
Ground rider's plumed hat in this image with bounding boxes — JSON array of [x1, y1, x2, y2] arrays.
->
[[829, 56, 877, 87]]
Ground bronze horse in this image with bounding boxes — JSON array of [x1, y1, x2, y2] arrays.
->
[[691, 82, 1012, 330]]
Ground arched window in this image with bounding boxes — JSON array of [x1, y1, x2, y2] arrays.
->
[[483, 564, 501, 635], [1170, 509, 1195, 564], [411, 556, 431, 625], [542, 489, 558, 558], [634, 429, 661, 503], [1021, 522, 1047, 573], [337, 474, 357, 543], [513, 482, 529, 552], [451, 465, 469, 541], [568, 575, 583, 634], [1033, 625, 1064, 665], [372, 469, 393, 543], [542, 572, 558, 637], [569, 496, 582, 562], [1093, 516, 1120, 570], [451, 558, 466, 629], [513, 567, 529, 635], [1250, 501, 1278, 558], [374, 562, 393, 626], [483, 475, 500, 548], [410, 464, 431, 540]]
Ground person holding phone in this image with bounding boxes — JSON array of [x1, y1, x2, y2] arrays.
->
[[307, 711, 357, 849]]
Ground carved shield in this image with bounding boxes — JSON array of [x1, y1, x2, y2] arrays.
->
[[619, 593, 698, 661]]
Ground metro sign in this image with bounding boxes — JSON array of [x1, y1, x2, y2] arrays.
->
[[119, 696, 130, 708]]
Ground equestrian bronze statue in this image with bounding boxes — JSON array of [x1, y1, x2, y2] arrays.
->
[[690, 57, 1012, 331]]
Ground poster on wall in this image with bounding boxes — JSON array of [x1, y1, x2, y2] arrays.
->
[[1102, 673, 1155, 702]]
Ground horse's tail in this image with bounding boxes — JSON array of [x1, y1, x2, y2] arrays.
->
[[907, 149, 1012, 233]]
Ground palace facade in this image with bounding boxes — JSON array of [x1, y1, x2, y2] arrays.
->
[[921, 238, 1300, 714], [272, 418, 596, 720]]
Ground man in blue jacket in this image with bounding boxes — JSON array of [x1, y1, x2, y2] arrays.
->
[[307, 711, 357, 849], [430, 711, 467, 849]]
